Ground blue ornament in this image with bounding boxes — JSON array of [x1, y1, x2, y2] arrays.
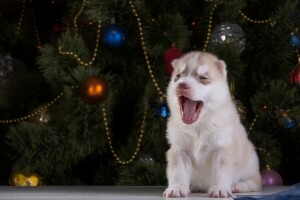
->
[[157, 103, 170, 118], [103, 23, 126, 48], [284, 117, 298, 129], [290, 35, 300, 47]]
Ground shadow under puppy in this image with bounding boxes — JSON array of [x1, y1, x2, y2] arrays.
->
[[163, 51, 261, 198]]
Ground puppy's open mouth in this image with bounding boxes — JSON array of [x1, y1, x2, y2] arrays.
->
[[179, 96, 203, 124]]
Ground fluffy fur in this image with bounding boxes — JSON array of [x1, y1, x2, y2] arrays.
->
[[163, 51, 262, 198]]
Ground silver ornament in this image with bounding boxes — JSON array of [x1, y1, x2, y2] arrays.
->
[[139, 154, 154, 165], [29, 105, 51, 124], [211, 22, 246, 52], [0, 54, 24, 86]]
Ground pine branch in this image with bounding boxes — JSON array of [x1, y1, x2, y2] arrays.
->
[[249, 131, 282, 170], [144, 13, 191, 56]]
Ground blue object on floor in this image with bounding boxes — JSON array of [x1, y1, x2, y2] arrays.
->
[[237, 183, 300, 200]]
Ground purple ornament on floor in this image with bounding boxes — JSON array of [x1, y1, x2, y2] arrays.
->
[[261, 169, 283, 186]]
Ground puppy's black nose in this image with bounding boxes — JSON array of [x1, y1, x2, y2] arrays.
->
[[177, 83, 190, 93]]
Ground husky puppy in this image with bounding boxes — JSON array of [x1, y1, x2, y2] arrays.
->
[[163, 51, 261, 198]]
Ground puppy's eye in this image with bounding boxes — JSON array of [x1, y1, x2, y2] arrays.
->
[[197, 75, 210, 84], [199, 76, 208, 80], [175, 73, 183, 79], [174, 73, 181, 82]]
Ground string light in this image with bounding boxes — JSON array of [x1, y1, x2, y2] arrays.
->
[[296, 47, 300, 61], [0, 86, 78, 124], [58, 0, 101, 67], [97, 3, 152, 163], [102, 106, 147, 165], [203, 2, 220, 51], [16, 0, 42, 48], [58, 19, 101, 67], [238, 10, 275, 26], [29, 3, 42, 48], [257, 147, 272, 169], [66, 3, 78, 28], [128, 0, 166, 99], [16, 0, 26, 35], [204, 0, 220, 2], [233, 9, 276, 133], [60, 0, 167, 98], [229, 81, 235, 94], [5, 0, 289, 167], [58, 0, 150, 164], [248, 115, 257, 132], [73, 0, 86, 34]]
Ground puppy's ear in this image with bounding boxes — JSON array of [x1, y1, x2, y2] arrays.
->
[[171, 58, 179, 70], [217, 60, 227, 79]]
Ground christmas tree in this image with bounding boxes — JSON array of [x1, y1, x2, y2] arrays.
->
[[0, 0, 300, 186]]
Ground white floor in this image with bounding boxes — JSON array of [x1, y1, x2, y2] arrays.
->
[[0, 186, 290, 200]]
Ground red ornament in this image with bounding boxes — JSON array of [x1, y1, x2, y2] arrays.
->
[[52, 24, 61, 33], [164, 47, 183, 76], [0, 0, 20, 16], [80, 76, 109, 104], [290, 62, 300, 86]]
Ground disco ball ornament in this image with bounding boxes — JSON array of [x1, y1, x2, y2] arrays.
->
[[211, 22, 246, 52], [80, 76, 109, 104], [261, 169, 283, 186], [0, 54, 18, 86], [290, 62, 300, 86], [103, 18, 126, 48], [157, 102, 170, 118]]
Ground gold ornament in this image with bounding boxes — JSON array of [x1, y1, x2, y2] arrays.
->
[[80, 76, 109, 104], [10, 172, 41, 186]]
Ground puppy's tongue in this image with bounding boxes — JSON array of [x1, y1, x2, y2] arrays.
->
[[180, 96, 202, 124], [183, 98, 198, 122]]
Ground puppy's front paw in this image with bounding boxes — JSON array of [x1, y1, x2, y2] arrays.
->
[[233, 182, 248, 193], [208, 185, 234, 198], [163, 187, 190, 198]]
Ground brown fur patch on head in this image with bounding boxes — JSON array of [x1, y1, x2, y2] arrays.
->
[[171, 51, 227, 82], [193, 52, 226, 81]]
